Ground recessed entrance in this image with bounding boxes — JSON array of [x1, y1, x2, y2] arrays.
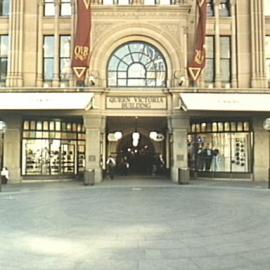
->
[[116, 133, 155, 175], [106, 116, 168, 177]]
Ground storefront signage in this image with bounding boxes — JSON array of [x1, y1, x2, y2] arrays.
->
[[106, 96, 167, 110]]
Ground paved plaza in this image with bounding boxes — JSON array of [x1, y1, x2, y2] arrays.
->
[[0, 178, 270, 270]]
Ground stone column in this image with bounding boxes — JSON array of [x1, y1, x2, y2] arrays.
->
[[253, 117, 268, 182], [83, 115, 106, 183], [36, 0, 43, 87], [169, 115, 190, 183], [2, 115, 22, 183], [52, 0, 60, 87]]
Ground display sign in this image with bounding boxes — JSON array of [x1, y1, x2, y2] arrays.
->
[[106, 96, 167, 110], [263, 118, 270, 131]]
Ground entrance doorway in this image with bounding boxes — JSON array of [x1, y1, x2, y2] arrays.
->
[[106, 116, 168, 177], [116, 133, 155, 175]]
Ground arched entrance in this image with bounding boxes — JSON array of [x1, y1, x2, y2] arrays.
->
[[116, 132, 156, 175]]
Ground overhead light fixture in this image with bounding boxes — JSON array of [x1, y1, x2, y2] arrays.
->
[[149, 131, 165, 142], [107, 131, 123, 142], [132, 131, 140, 147]]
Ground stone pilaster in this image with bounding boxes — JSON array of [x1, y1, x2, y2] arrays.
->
[[83, 115, 106, 183], [52, 0, 60, 87], [2, 115, 22, 183], [250, 0, 268, 88], [169, 115, 190, 183], [253, 117, 269, 182], [36, 0, 43, 87], [230, 0, 237, 88], [6, 0, 24, 87], [214, 0, 221, 88]]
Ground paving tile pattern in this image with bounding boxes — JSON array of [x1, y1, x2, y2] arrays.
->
[[0, 179, 270, 269]]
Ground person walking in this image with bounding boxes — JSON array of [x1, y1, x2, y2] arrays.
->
[[1, 167, 9, 184], [106, 155, 116, 180]]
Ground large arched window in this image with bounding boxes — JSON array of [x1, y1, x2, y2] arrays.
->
[[107, 42, 167, 87]]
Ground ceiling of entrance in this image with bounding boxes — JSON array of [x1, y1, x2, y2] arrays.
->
[[107, 117, 167, 132]]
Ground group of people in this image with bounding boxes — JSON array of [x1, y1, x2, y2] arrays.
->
[[105, 153, 165, 180]]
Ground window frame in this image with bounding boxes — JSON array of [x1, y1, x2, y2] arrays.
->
[[107, 41, 167, 88], [0, 35, 8, 83], [43, 35, 55, 82]]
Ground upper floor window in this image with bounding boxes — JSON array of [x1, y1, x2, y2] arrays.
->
[[0, 35, 8, 83], [264, 0, 270, 16], [204, 36, 231, 84], [107, 42, 167, 87], [0, 0, 9, 16], [220, 36, 231, 83], [219, 0, 230, 17], [103, 0, 132, 4], [103, 0, 176, 5], [207, 0, 214, 16], [43, 36, 55, 81], [60, 0, 71, 16], [265, 36, 270, 80], [60, 35, 71, 81], [44, 0, 55, 16], [204, 36, 214, 83]]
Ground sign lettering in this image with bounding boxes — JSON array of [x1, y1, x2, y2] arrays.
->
[[106, 96, 167, 110]]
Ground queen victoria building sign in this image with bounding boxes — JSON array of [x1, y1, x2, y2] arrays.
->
[[106, 96, 167, 110]]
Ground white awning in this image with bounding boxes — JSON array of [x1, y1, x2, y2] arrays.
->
[[0, 92, 94, 110], [180, 93, 270, 112]]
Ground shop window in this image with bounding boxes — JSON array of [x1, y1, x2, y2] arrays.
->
[[230, 122, 236, 131], [23, 121, 29, 130], [201, 123, 206, 132], [43, 36, 55, 82], [218, 122, 223, 132], [224, 122, 230, 131], [107, 41, 167, 87], [43, 121, 49, 130], [219, 0, 230, 17], [0, 0, 9, 16], [188, 120, 252, 173], [212, 122, 217, 132], [44, 0, 55, 16], [22, 119, 86, 176]]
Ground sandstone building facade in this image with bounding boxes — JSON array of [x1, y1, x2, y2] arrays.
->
[[0, 0, 269, 184]]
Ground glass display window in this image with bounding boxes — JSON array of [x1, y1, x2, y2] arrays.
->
[[22, 119, 86, 176], [188, 120, 252, 173]]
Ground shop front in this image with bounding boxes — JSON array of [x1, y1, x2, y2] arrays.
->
[[21, 118, 86, 177], [0, 92, 93, 182]]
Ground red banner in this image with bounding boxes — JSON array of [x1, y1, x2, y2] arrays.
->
[[188, 0, 207, 82], [71, 0, 91, 81]]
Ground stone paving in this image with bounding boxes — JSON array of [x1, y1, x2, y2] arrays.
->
[[0, 178, 270, 270]]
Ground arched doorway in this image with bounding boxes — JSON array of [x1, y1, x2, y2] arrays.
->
[[116, 132, 156, 175]]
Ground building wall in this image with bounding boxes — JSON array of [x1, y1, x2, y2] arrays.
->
[[1, 0, 270, 183]]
